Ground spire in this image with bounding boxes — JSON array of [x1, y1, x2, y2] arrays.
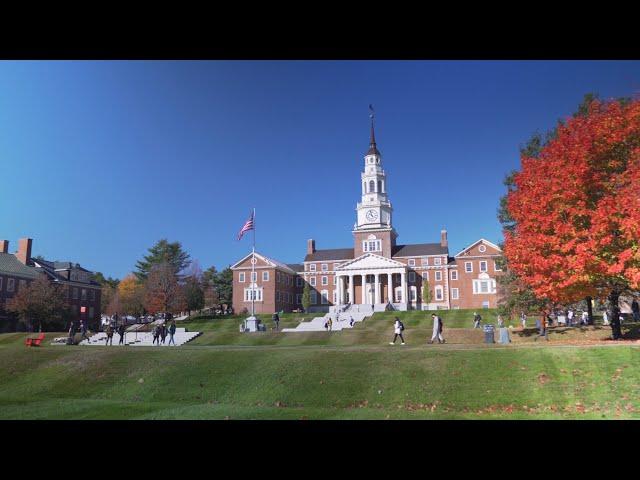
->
[[367, 104, 380, 156]]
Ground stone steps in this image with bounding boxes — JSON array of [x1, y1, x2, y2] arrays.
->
[[80, 328, 201, 347]]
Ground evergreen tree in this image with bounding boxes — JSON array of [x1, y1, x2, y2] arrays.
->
[[135, 239, 191, 281], [302, 282, 311, 313], [184, 276, 205, 316], [213, 267, 233, 310]]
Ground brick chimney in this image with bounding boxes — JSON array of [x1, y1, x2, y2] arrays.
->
[[16, 238, 33, 265], [0, 240, 8, 254], [307, 239, 316, 255], [440, 229, 448, 248]]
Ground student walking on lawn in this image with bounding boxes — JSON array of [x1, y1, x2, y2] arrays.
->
[[535, 313, 549, 341], [105, 324, 114, 346], [389, 317, 406, 345], [79, 321, 90, 343], [168, 320, 177, 346], [428, 314, 445, 344], [118, 324, 126, 345]]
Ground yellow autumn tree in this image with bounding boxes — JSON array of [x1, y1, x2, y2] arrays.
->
[[118, 274, 145, 316]]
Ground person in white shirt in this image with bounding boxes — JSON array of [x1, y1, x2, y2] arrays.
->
[[389, 317, 405, 345], [581, 311, 589, 326], [428, 314, 445, 344], [520, 312, 527, 329], [567, 309, 575, 326], [602, 310, 609, 325]]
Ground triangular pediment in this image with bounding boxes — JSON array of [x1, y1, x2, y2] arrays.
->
[[337, 253, 406, 270], [454, 238, 502, 258]]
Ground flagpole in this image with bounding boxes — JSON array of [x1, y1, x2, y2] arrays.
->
[[251, 208, 256, 318]]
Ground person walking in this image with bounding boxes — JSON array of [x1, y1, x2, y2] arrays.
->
[[272, 312, 280, 331], [68, 321, 76, 345], [79, 320, 90, 344], [567, 309, 574, 327], [473, 312, 481, 329], [349, 316, 354, 327], [389, 317, 406, 345], [152, 325, 160, 345], [520, 312, 527, 329], [105, 324, 114, 346], [581, 311, 589, 326], [535, 312, 549, 341], [602, 310, 610, 326], [160, 323, 167, 344], [428, 314, 445, 344], [168, 320, 177, 346], [327, 317, 333, 332], [118, 323, 126, 345]]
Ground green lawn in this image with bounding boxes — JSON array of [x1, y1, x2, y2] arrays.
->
[[1, 326, 639, 419]]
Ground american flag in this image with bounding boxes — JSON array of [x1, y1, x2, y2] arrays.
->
[[237, 210, 254, 240]]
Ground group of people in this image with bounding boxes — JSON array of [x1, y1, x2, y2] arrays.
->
[[389, 313, 445, 345], [151, 321, 177, 346], [103, 323, 127, 345], [67, 320, 91, 344]]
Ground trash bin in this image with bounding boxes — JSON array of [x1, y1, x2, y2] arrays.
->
[[483, 324, 495, 344]]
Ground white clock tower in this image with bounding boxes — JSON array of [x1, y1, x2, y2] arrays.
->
[[354, 111, 394, 231]]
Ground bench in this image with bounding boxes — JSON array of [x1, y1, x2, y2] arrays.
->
[[25, 333, 46, 347]]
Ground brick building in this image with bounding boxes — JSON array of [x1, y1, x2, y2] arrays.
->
[[0, 238, 102, 329], [231, 117, 503, 314]]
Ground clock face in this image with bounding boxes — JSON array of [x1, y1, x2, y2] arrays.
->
[[366, 209, 379, 222]]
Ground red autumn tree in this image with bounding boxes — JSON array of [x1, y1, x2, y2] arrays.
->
[[504, 97, 640, 339], [144, 263, 186, 315]]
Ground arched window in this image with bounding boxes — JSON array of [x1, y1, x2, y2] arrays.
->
[[363, 182, 366, 194], [369, 180, 375, 193], [378, 180, 382, 193]]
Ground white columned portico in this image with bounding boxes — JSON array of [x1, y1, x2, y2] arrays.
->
[[348, 274, 354, 305]]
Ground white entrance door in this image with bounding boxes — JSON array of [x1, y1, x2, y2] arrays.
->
[[394, 287, 403, 303]]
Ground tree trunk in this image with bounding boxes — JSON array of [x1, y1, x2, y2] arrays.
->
[[608, 290, 622, 340], [586, 296, 593, 325]]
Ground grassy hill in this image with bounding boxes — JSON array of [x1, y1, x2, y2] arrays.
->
[[1, 332, 639, 419]]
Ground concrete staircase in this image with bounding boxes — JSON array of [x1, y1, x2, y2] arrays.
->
[[282, 305, 371, 332], [80, 327, 201, 347]]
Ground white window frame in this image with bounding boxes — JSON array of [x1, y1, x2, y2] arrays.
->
[[434, 271, 442, 282], [262, 271, 269, 281], [479, 261, 488, 273], [421, 258, 428, 266], [362, 240, 382, 253], [473, 279, 496, 294], [422, 271, 428, 280], [408, 259, 415, 267], [435, 285, 444, 301], [321, 263, 328, 272], [494, 261, 502, 272], [244, 287, 263, 302], [465, 261, 473, 273], [309, 264, 316, 272], [310, 277, 316, 287], [434, 257, 442, 266], [450, 270, 458, 280], [239, 272, 245, 283], [451, 287, 459, 300], [251, 272, 257, 282], [482, 300, 490, 309], [321, 276, 328, 286]]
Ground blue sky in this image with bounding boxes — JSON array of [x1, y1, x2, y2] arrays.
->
[[1, 61, 639, 279]]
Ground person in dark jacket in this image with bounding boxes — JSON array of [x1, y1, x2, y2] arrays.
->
[[160, 323, 167, 344], [118, 324, 126, 345], [272, 312, 280, 331], [168, 320, 177, 346], [79, 320, 90, 343]]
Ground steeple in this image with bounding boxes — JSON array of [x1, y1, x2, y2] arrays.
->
[[367, 105, 381, 156]]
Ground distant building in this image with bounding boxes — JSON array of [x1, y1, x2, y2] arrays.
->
[[0, 238, 102, 329], [231, 116, 503, 314]]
